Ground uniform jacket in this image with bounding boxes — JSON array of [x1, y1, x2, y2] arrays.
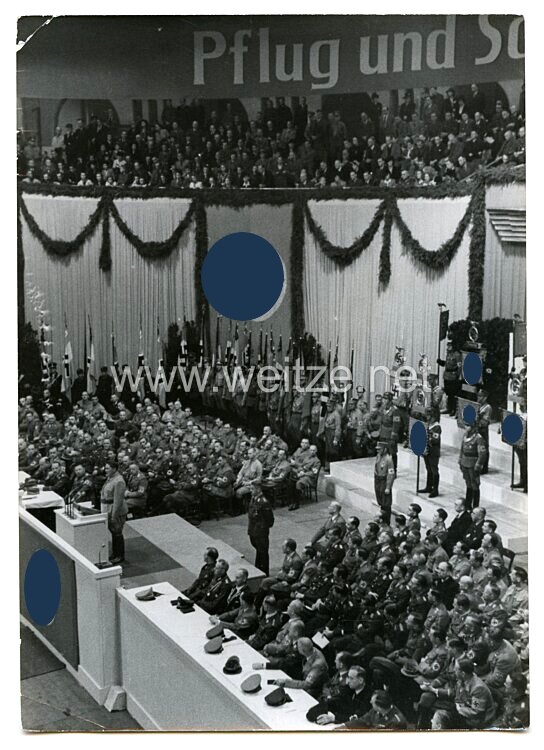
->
[[100, 472, 128, 518], [459, 432, 487, 470], [198, 574, 232, 614], [247, 496, 274, 536], [311, 513, 347, 545], [455, 674, 495, 728], [248, 610, 284, 651]]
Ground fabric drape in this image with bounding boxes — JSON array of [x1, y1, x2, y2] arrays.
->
[[22, 195, 196, 371], [482, 185, 526, 320], [303, 197, 471, 394]]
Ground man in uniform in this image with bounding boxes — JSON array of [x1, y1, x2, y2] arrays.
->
[[193, 559, 232, 615], [289, 444, 322, 511], [422, 418, 442, 498], [320, 398, 342, 471], [287, 388, 306, 451], [234, 446, 263, 513], [344, 396, 364, 459], [378, 392, 402, 473], [247, 487, 275, 575], [308, 392, 323, 447], [201, 443, 235, 516], [183, 547, 219, 599], [459, 422, 487, 509], [374, 442, 395, 524], [395, 372, 413, 447], [262, 448, 291, 496], [476, 389, 492, 474], [65, 463, 95, 507], [124, 462, 148, 516], [438, 341, 462, 416], [428, 373, 444, 424], [513, 399, 527, 493]]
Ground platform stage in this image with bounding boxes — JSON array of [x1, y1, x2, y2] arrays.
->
[[326, 416, 528, 554]]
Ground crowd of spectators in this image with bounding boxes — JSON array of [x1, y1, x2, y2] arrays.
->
[[18, 358, 529, 729], [18, 84, 525, 190]]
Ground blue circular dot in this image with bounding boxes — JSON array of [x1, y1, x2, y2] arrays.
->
[[24, 550, 61, 627], [201, 233, 285, 321], [502, 413, 524, 445], [462, 352, 483, 385], [410, 420, 428, 456], [463, 404, 477, 425]]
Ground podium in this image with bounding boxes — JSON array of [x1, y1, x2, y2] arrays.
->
[[55, 506, 109, 565]]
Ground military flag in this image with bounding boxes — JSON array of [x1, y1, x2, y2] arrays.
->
[[61, 322, 74, 401], [86, 317, 97, 394]]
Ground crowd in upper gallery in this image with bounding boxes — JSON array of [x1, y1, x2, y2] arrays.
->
[[18, 84, 525, 191]]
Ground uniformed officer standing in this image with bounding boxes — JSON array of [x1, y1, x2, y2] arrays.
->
[[458, 423, 487, 509], [247, 487, 275, 575], [374, 442, 395, 523], [427, 373, 444, 424], [422, 420, 442, 498], [476, 389, 492, 474], [100, 460, 128, 564], [320, 399, 342, 470], [344, 396, 367, 458], [287, 389, 305, 451], [437, 341, 462, 416], [378, 392, 402, 473]]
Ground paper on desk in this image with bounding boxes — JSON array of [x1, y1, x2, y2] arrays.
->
[[312, 632, 329, 648]]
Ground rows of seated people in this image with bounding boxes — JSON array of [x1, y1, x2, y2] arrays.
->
[[18, 84, 525, 190], [180, 497, 528, 730], [18, 392, 325, 520], [18, 379, 528, 729]]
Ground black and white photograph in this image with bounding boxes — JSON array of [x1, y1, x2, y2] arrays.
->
[[15, 8, 530, 734]]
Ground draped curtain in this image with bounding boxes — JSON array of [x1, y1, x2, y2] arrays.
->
[[482, 184, 526, 320], [304, 197, 471, 394], [21, 186, 524, 389], [22, 194, 196, 371]]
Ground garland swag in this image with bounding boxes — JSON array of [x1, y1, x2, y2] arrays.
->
[[304, 200, 387, 266], [19, 193, 197, 270]]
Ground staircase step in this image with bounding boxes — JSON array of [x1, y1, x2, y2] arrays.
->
[[396, 448, 527, 514], [328, 459, 527, 554], [440, 414, 513, 455]]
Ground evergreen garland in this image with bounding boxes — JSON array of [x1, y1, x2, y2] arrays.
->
[[193, 197, 210, 351], [388, 192, 473, 270], [379, 196, 393, 288], [19, 193, 107, 258], [304, 200, 386, 266], [108, 197, 196, 259], [290, 199, 306, 340], [467, 181, 487, 320]]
